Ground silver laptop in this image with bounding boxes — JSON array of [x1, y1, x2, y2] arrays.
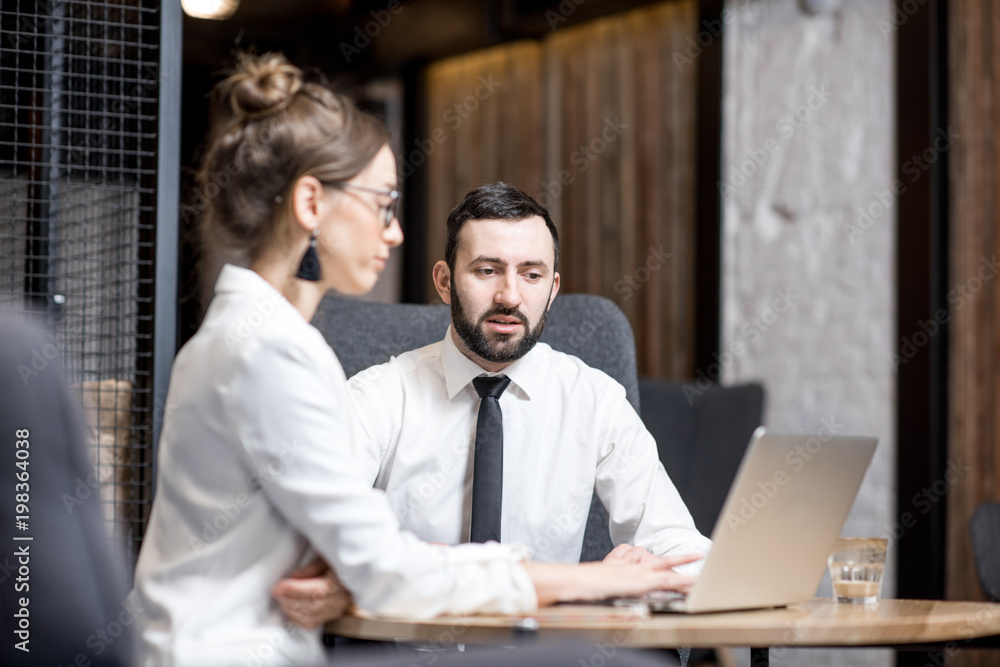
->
[[620, 427, 877, 613]]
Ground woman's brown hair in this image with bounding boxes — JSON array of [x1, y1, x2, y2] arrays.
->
[[196, 52, 389, 294]]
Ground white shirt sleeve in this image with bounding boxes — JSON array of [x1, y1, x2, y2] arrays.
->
[[593, 380, 713, 565], [227, 333, 537, 618], [347, 362, 402, 486]]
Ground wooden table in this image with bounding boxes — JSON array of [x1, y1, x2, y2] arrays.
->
[[327, 598, 1000, 665]]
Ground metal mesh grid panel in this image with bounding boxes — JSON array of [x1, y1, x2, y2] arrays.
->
[[0, 0, 161, 574]]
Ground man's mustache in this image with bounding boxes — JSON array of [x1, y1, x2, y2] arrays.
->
[[478, 307, 528, 327]]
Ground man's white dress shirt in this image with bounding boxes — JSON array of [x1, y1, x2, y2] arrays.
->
[[349, 327, 712, 564], [133, 266, 536, 666]]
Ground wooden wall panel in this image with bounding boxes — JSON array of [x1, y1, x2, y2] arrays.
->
[[423, 42, 545, 298], [547, 1, 698, 378], [423, 1, 699, 379], [947, 0, 1000, 624]]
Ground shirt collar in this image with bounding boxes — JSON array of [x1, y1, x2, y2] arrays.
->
[[215, 263, 275, 297], [440, 325, 546, 401], [212, 264, 306, 323]]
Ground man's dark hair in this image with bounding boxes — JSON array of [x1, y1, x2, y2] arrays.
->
[[444, 182, 559, 272]]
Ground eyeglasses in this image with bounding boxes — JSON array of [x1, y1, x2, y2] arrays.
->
[[329, 182, 400, 229]]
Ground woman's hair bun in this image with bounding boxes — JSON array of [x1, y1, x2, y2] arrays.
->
[[222, 52, 303, 120]]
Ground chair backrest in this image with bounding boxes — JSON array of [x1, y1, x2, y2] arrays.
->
[[638, 380, 765, 537], [312, 293, 641, 561], [312, 294, 640, 410], [970, 502, 1000, 602]]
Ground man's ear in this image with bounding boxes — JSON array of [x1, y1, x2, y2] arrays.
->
[[432, 261, 452, 305], [547, 272, 561, 310], [291, 176, 324, 233]]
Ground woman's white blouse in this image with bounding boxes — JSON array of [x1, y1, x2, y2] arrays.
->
[[133, 265, 536, 666]]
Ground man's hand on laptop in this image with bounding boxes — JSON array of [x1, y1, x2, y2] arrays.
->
[[524, 552, 703, 604], [272, 558, 354, 629], [603, 552, 702, 596], [603, 544, 660, 565], [604, 545, 705, 577]]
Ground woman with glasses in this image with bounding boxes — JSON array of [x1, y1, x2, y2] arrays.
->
[[132, 53, 696, 666]]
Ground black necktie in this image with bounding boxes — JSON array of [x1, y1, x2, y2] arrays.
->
[[470, 375, 510, 543]]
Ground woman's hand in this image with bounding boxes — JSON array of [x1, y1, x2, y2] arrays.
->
[[523, 552, 703, 606], [271, 558, 354, 629]]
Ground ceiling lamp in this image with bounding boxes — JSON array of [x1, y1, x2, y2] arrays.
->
[[181, 0, 240, 20]]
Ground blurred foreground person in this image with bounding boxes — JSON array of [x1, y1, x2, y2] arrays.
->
[[0, 317, 132, 666]]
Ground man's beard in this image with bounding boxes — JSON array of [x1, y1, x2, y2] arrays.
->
[[450, 281, 549, 365]]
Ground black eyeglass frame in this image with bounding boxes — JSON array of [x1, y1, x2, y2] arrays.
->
[[326, 181, 400, 229]]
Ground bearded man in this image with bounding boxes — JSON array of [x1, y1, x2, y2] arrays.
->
[[337, 182, 711, 567]]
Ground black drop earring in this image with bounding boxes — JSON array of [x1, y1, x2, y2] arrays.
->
[[296, 230, 321, 281]]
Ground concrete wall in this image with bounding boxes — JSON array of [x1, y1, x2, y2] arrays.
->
[[719, 1, 895, 665]]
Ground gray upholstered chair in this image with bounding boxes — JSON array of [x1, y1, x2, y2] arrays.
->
[[638, 380, 765, 537], [311, 293, 642, 562], [636, 380, 763, 667], [971, 502, 1000, 602]]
